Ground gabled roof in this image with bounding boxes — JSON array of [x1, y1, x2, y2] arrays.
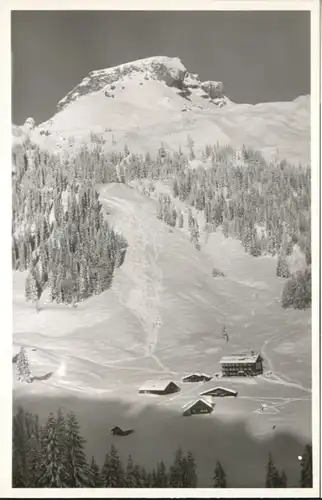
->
[[139, 379, 178, 391], [200, 386, 237, 396], [182, 372, 212, 380], [182, 397, 214, 412], [220, 353, 260, 364]]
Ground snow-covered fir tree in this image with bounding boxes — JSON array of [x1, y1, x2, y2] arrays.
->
[[37, 410, 69, 488], [178, 211, 184, 228], [213, 460, 227, 487], [125, 454, 141, 487], [169, 448, 184, 487], [101, 444, 124, 487], [153, 460, 168, 487], [16, 347, 32, 383], [300, 444, 312, 487], [89, 456, 103, 487], [65, 412, 91, 487], [265, 453, 280, 488]]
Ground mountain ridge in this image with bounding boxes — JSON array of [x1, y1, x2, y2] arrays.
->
[[57, 56, 227, 112], [13, 55, 310, 166]]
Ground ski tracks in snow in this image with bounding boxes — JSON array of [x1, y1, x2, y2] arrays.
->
[[261, 334, 311, 394], [103, 194, 174, 374]]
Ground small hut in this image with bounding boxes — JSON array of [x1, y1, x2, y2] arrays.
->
[[110, 426, 134, 436], [182, 372, 212, 383], [200, 386, 238, 398], [139, 380, 180, 395], [182, 397, 214, 417]]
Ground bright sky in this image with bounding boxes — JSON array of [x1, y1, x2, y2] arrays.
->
[[11, 10, 310, 124]]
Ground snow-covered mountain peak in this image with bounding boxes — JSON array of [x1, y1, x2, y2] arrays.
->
[[57, 56, 226, 111], [26, 55, 309, 167]]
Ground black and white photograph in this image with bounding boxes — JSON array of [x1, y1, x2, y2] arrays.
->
[[7, 1, 320, 495]]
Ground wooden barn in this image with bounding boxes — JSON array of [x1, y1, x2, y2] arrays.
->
[[182, 397, 214, 417], [220, 353, 263, 377], [182, 372, 212, 383], [110, 426, 134, 436], [139, 380, 180, 395], [200, 386, 238, 398]]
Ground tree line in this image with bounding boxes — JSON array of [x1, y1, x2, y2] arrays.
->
[[13, 405, 312, 488]]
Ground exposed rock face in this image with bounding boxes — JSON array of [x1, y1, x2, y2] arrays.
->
[[182, 72, 226, 106], [20, 117, 36, 135], [57, 56, 188, 111], [200, 80, 224, 99], [24, 117, 35, 130]]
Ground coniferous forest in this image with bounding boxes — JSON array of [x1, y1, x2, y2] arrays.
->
[[12, 406, 312, 488], [12, 135, 311, 310], [12, 138, 128, 307], [12, 136, 312, 488]]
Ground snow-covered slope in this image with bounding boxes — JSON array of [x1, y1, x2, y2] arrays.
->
[[13, 182, 311, 441], [13, 180, 311, 485], [27, 56, 309, 166]]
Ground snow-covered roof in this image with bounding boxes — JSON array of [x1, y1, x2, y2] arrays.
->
[[139, 379, 178, 391], [220, 353, 260, 364], [200, 386, 237, 396], [182, 397, 214, 412], [182, 372, 212, 379]]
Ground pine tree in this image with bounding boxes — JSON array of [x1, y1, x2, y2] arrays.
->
[[63, 270, 73, 305], [171, 208, 177, 227], [178, 211, 184, 228], [279, 469, 288, 487], [79, 260, 88, 300], [190, 218, 200, 250], [186, 451, 197, 487], [25, 269, 41, 311], [282, 269, 311, 310], [125, 454, 140, 487], [154, 460, 168, 487], [213, 460, 227, 487], [276, 253, 290, 278], [12, 408, 42, 487], [188, 209, 193, 229], [12, 406, 29, 487], [101, 445, 124, 487], [156, 195, 164, 221], [26, 412, 42, 487], [300, 444, 312, 487], [221, 325, 229, 342], [145, 471, 152, 487], [38, 410, 69, 488], [138, 465, 148, 487], [89, 456, 103, 487], [16, 347, 32, 383], [173, 178, 179, 198], [24, 275, 31, 301], [265, 453, 280, 487], [132, 464, 144, 487], [47, 270, 56, 302], [151, 468, 157, 486], [65, 412, 91, 487], [169, 448, 184, 487]]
